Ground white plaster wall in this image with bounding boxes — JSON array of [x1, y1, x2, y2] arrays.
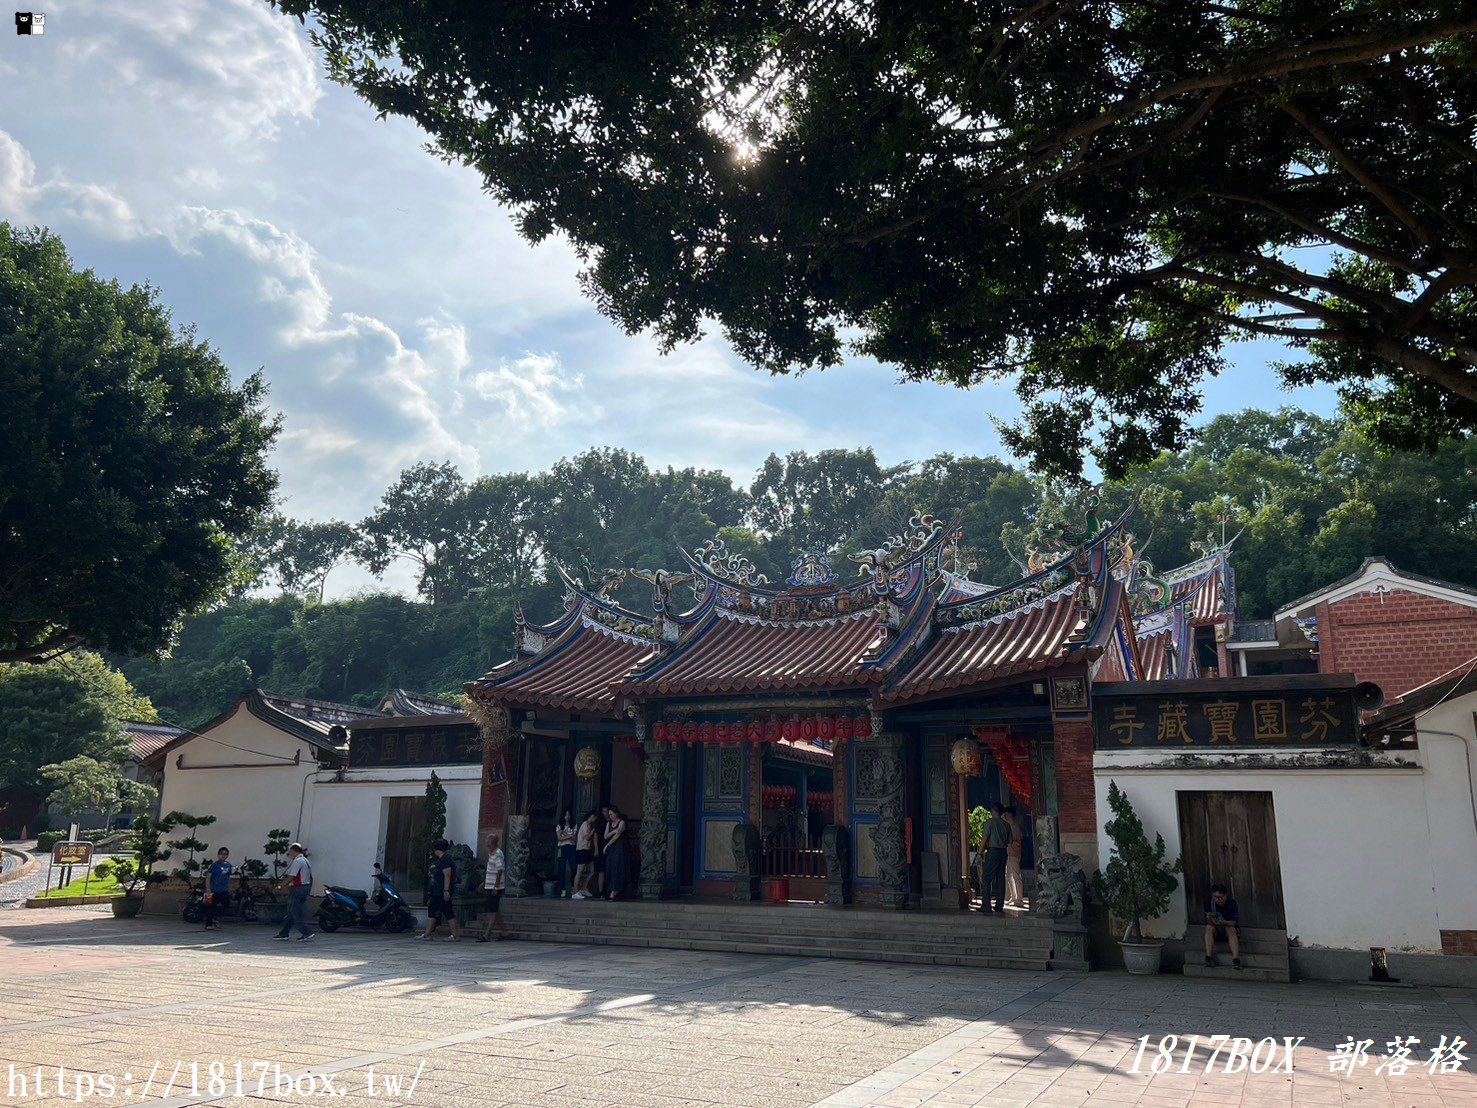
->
[[155, 704, 319, 880], [1093, 755, 1441, 952], [1412, 691, 1477, 937], [301, 766, 480, 895]]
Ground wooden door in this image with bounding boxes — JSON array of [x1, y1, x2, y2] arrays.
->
[[1177, 791, 1285, 929], [382, 796, 425, 897]]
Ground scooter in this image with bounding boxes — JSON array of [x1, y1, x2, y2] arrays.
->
[[181, 880, 259, 924], [316, 863, 413, 934]]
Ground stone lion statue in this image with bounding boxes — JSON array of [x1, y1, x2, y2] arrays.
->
[[448, 843, 480, 898], [1034, 852, 1089, 923]]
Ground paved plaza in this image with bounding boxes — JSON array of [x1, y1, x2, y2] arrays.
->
[[1, 908, 1474, 1108]]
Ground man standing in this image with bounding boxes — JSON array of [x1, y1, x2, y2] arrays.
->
[[418, 839, 460, 941], [980, 802, 1012, 914], [477, 832, 508, 943], [1203, 883, 1242, 969], [203, 847, 233, 931], [273, 843, 314, 941]]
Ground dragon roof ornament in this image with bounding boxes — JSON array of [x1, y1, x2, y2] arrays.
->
[[691, 538, 770, 587], [787, 550, 838, 588]]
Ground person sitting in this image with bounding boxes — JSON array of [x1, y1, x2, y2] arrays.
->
[[1203, 883, 1241, 969]]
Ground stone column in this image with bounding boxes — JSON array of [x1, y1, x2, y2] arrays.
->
[[822, 824, 851, 906], [870, 730, 908, 910], [832, 738, 850, 827], [639, 740, 672, 899], [732, 822, 761, 901], [1051, 718, 1098, 873]]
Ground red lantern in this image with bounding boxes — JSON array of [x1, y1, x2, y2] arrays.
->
[[800, 716, 817, 741], [835, 714, 853, 739], [780, 719, 796, 741], [747, 719, 764, 742], [764, 719, 780, 742], [682, 721, 698, 743], [817, 715, 834, 740], [652, 721, 667, 742], [853, 714, 872, 739], [715, 721, 730, 742], [698, 721, 713, 743]]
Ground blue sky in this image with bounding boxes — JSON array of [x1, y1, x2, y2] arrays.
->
[[2, 1, 1340, 596]]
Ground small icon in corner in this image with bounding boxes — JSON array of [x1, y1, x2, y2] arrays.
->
[[15, 11, 44, 34]]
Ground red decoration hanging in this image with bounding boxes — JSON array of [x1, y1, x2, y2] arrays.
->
[[653, 721, 668, 742], [817, 715, 834, 740], [681, 721, 698, 743], [715, 721, 730, 742], [781, 719, 798, 741], [852, 713, 872, 739], [835, 714, 853, 739], [747, 718, 764, 742], [698, 721, 713, 743], [764, 719, 780, 742], [799, 716, 817, 741]]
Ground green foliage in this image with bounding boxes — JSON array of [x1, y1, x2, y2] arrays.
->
[[0, 655, 133, 794], [269, 2, 1477, 477], [164, 811, 216, 882], [36, 830, 67, 851], [0, 224, 278, 663], [125, 812, 174, 895], [411, 772, 449, 893], [263, 828, 293, 880], [38, 756, 156, 829], [238, 857, 269, 882], [112, 410, 1475, 729], [966, 806, 990, 850], [1091, 782, 1183, 943]]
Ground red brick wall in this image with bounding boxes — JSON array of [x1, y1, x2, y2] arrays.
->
[[1441, 930, 1477, 956], [1053, 719, 1096, 835], [1318, 589, 1477, 699]]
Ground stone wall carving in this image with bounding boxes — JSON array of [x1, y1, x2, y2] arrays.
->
[[640, 741, 672, 898], [731, 822, 761, 901], [822, 824, 851, 906], [870, 731, 907, 910], [504, 813, 531, 897]]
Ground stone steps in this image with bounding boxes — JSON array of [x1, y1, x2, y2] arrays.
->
[[499, 898, 1056, 970], [1184, 926, 1291, 983]]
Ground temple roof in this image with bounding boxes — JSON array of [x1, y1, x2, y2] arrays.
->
[[619, 608, 888, 697], [1136, 626, 1175, 681], [479, 617, 661, 712]]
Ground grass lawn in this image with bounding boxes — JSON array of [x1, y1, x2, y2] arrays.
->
[[35, 871, 126, 898]]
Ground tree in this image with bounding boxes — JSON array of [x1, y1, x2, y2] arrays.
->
[[412, 771, 448, 897], [165, 811, 217, 883], [1091, 781, 1183, 943], [38, 755, 157, 830], [264, 827, 293, 881], [122, 812, 175, 896], [748, 449, 904, 561], [272, 2, 1477, 477], [0, 224, 279, 663], [254, 514, 365, 601], [0, 655, 132, 797], [361, 462, 470, 605]]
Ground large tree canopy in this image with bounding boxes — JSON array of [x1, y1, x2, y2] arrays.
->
[[272, 0, 1477, 476], [0, 225, 279, 663]]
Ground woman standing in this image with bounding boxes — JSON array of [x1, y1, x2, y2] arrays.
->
[[1003, 805, 1024, 908], [603, 805, 628, 899], [571, 810, 599, 900], [555, 810, 578, 897]]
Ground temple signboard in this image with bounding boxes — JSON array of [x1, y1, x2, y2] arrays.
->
[[1093, 676, 1360, 750], [348, 722, 483, 768]]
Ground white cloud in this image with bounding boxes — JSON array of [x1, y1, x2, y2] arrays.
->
[[471, 352, 585, 430], [0, 129, 145, 240]]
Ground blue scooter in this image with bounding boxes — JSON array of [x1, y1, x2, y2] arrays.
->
[[316, 863, 413, 934]]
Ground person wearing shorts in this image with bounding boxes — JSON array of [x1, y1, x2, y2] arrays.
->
[[1203, 884, 1242, 969], [477, 832, 508, 942], [417, 839, 460, 941], [572, 810, 599, 899]]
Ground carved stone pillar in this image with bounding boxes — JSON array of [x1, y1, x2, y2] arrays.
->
[[731, 822, 761, 901], [822, 824, 851, 906], [869, 730, 908, 910], [504, 813, 531, 897], [639, 740, 673, 899]]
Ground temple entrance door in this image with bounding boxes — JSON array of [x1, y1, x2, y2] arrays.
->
[[694, 743, 747, 893], [1177, 791, 1286, 929]]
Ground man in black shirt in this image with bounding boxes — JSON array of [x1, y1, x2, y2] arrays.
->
[[1203, 883, 1242, 969]]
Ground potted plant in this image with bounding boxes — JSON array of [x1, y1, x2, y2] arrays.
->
[[1091, 781, 1182, 975], [112, 813, 174, 918]]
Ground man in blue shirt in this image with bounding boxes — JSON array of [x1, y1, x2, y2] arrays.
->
[[203, 847, 233, 931], [1203, 883, 1242, 969]]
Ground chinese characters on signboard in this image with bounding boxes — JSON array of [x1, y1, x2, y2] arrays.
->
[[348, 724, 483, 768], [1093, 685, 1358, 749]]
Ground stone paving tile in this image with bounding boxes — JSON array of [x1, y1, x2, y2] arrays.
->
[[4, 910, 1476, 1108]]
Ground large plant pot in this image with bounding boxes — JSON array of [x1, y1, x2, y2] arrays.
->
[[1120, 940, 1163, 975], [111, 895, 143, 919]]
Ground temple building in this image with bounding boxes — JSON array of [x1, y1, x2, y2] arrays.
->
[[464, 510, 1234, 914]]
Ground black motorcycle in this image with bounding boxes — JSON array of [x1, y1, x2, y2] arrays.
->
[[316, 864, 413, 934], [181, 879, 259, 924]]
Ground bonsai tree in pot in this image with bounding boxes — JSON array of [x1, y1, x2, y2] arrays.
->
[[1091, 781, 1182, 975], [112, 812, 174, 918]]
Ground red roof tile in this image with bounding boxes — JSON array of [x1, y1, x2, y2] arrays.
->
[[485, 623, 660, 712], [622, 610, 886, 697], [1137, 627, 1175, 681], [123, 721, 185, 761], [883, 586, 1088, 704], [1174, 572, 1225, 624]]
